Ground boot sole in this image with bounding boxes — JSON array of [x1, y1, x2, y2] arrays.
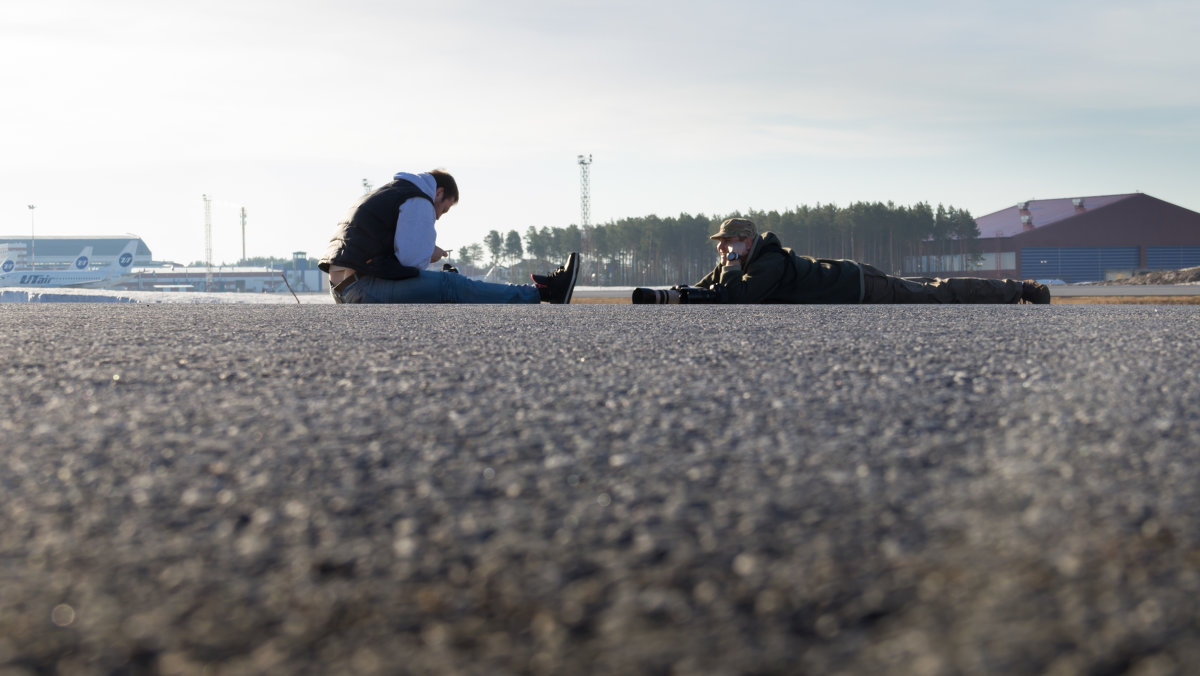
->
[[560, 252, 579, 304]]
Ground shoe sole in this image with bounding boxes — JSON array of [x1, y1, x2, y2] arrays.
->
[[560, 252, 579, 304]]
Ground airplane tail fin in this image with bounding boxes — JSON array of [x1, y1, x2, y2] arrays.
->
[[1, 259, 14, 274], [108, 241, 139, 272], [73, 246, 94, 270]]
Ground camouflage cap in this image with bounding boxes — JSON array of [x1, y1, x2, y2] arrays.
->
[[709, 218, 757, 240]]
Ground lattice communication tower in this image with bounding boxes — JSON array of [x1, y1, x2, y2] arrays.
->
[[577, 154, 592, 228]]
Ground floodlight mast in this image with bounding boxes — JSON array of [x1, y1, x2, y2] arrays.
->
[[577, 154, 592, 228], [578, 154, 593, 277]]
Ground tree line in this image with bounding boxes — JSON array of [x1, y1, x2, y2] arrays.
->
[[452, 202, 982, 286], [187, 256, 322, 269]]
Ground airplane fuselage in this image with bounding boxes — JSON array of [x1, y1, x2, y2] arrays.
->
[[0, 242, 138, 289], [0, 271, 131, 288]]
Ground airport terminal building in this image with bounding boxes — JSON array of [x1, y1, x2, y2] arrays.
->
[[906, 193, 1200, 282], [0, 236, 322, 293]]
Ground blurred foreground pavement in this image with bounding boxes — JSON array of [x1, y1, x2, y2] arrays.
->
[[2, 304, 1199, 675]]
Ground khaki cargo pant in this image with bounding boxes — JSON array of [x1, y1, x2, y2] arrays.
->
[[859, 263, 1024, 304]]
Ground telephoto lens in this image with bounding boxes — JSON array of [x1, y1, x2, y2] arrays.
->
[[631, 286, 723, 304], [631, 287, 677, 304]]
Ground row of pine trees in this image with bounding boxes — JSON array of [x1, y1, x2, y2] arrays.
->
[[451, 202, 981, 286]]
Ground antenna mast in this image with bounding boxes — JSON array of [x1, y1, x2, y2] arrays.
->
[[27, 205, 36, 269], [241, 207, 247, 263], [202, 194, 213, 290]]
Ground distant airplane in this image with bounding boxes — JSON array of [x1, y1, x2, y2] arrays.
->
[[0, 241, 138, 288]]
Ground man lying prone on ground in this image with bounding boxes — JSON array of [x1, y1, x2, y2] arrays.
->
[[632, 218, 1050, 305]]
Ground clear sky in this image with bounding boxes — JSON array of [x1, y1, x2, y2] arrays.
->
[[3, 0, 1197, 265]]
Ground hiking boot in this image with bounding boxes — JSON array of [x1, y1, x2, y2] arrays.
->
[[1021, 280, 1051, 304], [532, 252, 579, 304]]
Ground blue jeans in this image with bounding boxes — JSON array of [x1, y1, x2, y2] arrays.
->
[[332, 270, 541, 304]]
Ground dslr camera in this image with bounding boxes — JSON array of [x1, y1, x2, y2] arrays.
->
[[631, 285, 722, 304]]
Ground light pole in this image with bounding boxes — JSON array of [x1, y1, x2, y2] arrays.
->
[[27, 205, 35, 269]]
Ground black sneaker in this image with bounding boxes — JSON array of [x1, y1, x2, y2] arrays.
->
[[533, 253, 579, 304], [1021, 280, 1051, 304]]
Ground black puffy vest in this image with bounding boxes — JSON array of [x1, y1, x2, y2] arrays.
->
[[318, 179, 432, 279]]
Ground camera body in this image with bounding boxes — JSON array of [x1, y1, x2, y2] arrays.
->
[[631, 285, 723, 304]]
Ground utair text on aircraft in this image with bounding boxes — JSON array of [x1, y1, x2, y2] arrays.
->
[[0, 240, 139, 289]]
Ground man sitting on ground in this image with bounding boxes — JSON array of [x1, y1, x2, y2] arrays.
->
[[319, 169, 578, 304]]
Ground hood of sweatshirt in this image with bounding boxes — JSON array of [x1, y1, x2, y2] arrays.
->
[[392, 171, 437, 199]]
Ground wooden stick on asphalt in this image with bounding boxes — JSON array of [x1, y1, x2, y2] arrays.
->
[[281, 272, 300, 304]]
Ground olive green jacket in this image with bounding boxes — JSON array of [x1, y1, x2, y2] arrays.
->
[[695, 232, 864, 304]]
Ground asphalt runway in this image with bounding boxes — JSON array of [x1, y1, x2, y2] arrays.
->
[[2, 303, 1199, 675]]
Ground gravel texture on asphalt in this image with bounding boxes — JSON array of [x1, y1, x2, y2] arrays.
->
[[2, 303, 1199, 675]]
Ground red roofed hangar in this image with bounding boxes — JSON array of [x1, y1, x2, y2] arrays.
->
[[905, 193, 1200, 283]]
